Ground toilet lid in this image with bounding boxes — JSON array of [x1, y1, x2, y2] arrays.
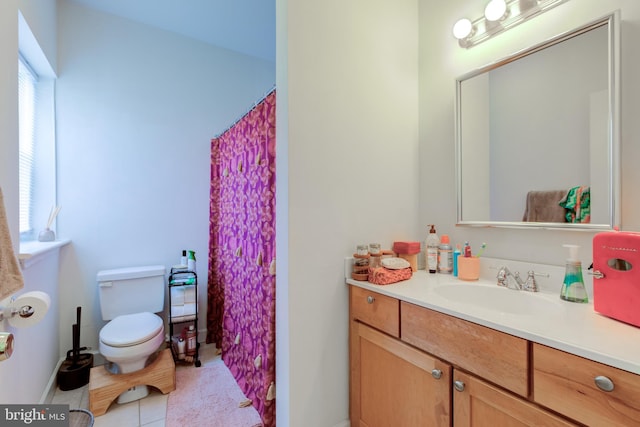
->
[[100, 312, 163, 347]]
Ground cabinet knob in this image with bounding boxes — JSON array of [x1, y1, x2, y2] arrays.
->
[[366, 296, 375, 304], [454, 380, 465, 392], [594, 375, 615, 392], [431, 369, 442, 380]]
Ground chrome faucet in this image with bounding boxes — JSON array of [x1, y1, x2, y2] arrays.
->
[[496, 266, 523, 290], [497, 267, 541, 292]]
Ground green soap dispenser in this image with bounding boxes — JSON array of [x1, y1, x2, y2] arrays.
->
[[560, 244, 588, 303]]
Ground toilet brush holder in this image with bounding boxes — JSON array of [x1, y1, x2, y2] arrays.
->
[[57, 352, 93, 391]]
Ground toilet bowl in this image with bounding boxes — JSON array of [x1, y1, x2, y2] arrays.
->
[[99, 312, 165, 374]]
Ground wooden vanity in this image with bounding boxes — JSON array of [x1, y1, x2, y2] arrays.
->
[[349, 284, 640, 426]]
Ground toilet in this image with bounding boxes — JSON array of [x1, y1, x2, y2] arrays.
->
[[97, 265, 166, 404]]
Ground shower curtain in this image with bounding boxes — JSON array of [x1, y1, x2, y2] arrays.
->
[[207, 90, 276, 427]]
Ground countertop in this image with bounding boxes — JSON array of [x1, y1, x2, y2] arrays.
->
[[346, 258, 640, 376]]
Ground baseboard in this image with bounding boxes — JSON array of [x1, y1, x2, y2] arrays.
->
[[333, 420, 350, 427]]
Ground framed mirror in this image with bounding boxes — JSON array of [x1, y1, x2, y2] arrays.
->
[[455, 12, 620, 230]]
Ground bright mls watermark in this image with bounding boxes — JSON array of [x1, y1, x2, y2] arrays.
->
[[0, 405, 69, 426]]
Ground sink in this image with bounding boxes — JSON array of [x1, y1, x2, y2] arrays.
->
[[433, 284, 563, 316]]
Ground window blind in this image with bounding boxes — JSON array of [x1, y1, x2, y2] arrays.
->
[[18, 55, 38, 235]]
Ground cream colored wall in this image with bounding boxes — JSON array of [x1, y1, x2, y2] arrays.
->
[[419, 0, 640, 267], [278, 0, 420, 425]]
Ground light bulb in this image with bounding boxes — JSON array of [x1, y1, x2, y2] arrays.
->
[[485, 0, 507, 21], [452, 18, 473, 40]]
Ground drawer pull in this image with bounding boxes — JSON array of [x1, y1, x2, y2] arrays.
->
[[366, 296, 375, 304], [454, 380, 465, 392], [594, 375, 614, 392], [431, 369, 442, 380]]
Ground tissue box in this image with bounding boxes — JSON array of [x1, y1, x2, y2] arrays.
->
[[593, 231, 640, 328], [393, 241, 420, 272]]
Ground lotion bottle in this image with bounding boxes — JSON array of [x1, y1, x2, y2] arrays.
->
[[560, 244, 588, 303], [426, 225, 439, 274]]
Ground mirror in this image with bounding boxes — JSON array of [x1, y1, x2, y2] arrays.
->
[[455, 12, 620, 230]]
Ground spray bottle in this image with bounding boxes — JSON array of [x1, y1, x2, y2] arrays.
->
[[560, 244, 588, 303]]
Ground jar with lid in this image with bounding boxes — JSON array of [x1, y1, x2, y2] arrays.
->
[[352, 244, 370, 280], [369, 243, 382, 269]]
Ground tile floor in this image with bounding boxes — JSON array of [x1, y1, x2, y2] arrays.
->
[[51, 343, 220, 427]]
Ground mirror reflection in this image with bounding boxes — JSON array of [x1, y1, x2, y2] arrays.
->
[[456, 13, 618, 229]]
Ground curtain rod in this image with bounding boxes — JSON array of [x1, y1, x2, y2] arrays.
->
[[213, 84, 276, 139]]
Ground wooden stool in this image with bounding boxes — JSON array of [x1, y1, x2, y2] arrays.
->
[[89, 348, 175, 416]]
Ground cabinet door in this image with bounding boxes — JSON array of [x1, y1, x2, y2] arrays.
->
[[453, 370, 576, 427], [350, 321, 451, 427]]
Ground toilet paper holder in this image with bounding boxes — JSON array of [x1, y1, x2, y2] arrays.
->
[[0, 296, 36, 322]]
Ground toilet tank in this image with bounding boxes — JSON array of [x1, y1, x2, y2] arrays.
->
[[97, 265, 166, 320]]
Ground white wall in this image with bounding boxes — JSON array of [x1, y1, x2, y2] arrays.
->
[[55, 0, 275, 357], [419, 2, 640, 270], [0, 0, 59, 405], [277, 0, 420, 425]]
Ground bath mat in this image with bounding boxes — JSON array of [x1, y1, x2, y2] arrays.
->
[[166, 362, 262, 427]]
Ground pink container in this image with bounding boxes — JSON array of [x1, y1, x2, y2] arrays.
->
[[593, 231, 640, 328], [393, 241, 421, 272]]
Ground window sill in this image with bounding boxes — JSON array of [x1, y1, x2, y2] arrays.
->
[[19, 239, 71, 269]]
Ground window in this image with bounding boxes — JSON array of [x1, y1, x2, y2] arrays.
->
[[18, 55, 37, 237]]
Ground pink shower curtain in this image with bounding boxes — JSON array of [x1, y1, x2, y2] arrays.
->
[[207, 90, 276, 427]]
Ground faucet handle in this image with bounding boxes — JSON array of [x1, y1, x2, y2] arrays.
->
[[523, 271, 538, 292], [496, 266, 509, 287], [522, 270, 550, 292]]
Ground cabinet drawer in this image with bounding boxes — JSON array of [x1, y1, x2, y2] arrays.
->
[[401, 302, 529, 397], [533, 343, 640, 426], [350, 287, 399, 338]]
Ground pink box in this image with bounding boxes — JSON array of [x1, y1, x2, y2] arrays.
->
[[593, 231, 640, 328], [392, 241, 421, 255]]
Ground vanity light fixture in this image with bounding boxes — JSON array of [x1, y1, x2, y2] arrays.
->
[[454, 0, 569, 48], [484, 0, 508, 22]]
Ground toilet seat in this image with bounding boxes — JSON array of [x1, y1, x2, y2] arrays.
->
[[100, 312, 163, 347]]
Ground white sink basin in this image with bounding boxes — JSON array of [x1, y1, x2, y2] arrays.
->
[[433, 283, 563, 316]]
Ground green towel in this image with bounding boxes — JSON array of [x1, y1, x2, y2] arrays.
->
[[559, 186, 590, 223]]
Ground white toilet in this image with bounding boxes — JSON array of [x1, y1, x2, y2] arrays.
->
[[97, 265, 166, 404]]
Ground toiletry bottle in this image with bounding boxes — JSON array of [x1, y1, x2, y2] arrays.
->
[[426, 225, 439, 274], [463, 241, 472, 257], [453, 244, 461, 277], [438, 235, 453, 274], [180, 250, 187, 268], [187, 250, 196, 272], [177, 337, 186, 360], [185, 325, 197, 356], [560, 244, 589, 303]]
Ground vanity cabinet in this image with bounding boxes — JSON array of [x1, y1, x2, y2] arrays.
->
[[533, 343, 640, 426], [350, 287, 451, 427], [350, 286, 583, 426]]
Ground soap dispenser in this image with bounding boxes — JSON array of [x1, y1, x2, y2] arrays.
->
[[560, 244, 588, 303]]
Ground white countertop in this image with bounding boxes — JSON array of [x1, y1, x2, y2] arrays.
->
[[346, 258, 640, 376]]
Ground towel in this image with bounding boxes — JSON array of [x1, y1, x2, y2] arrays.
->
[[559, 186, 591, 223], [0, 187, 24, 301], [522, 190, 568, 223]]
